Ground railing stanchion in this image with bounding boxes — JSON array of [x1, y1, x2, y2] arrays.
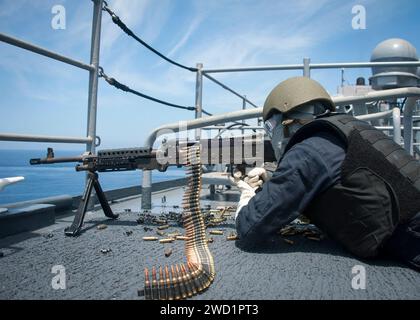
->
[[303, 57, 311, 78], [403, 97, 418, 155], [392, 107, 401, 144], [86, 0, 103, 155], [242, 97, 246, 135], [141, 170, 152, 210], [85, 0, 103, 209], [195, 63, 204, 141]]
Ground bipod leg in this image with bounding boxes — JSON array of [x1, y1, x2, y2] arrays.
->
[[92, 176, 119, 220], [64, 171, 96, 236]]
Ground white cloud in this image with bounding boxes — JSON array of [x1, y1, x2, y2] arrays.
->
[[98, 0, 355, 113], [166, 15, 202, 58], [100, 0, 173, 51], [182, 1, 351, 69], [0, 0, 46, 17]]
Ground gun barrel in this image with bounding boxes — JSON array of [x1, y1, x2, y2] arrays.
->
[[30, 156, 83, 165]]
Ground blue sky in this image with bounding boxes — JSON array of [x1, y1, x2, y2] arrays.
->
[[0, 0, 419, 151]]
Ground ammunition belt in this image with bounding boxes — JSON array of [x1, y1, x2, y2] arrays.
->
[[143, 146, 215, 299]]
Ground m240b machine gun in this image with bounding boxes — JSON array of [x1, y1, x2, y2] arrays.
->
[[30, 137, 275, 236]]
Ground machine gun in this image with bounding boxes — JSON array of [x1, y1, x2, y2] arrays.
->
[[30, 137, 275, 236]]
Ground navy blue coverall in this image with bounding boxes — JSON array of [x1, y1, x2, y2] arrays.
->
[[236, 131, 420, 270]]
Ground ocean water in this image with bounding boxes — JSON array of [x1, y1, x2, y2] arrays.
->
[[0, 149, 185, 205]]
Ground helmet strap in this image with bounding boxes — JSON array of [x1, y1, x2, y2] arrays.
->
[[281, 118, 312, 138]]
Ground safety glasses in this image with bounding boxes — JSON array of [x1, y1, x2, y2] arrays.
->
[[264, 113, 282, 139]]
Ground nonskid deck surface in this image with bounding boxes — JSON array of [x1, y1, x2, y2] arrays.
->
[[0, 186, 419, 300]]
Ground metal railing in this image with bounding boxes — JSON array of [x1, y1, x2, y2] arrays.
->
[[142, 59, 420, 208], [0, 0, 104, 154], [192, 58, 420, 140], [143, 88, 420, 149], [1, 1, 419, 211], [201, 60, 420, 74]]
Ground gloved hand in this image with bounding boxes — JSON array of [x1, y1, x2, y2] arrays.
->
[[229, 173, 257, 220], [244, 167, 268, 189]]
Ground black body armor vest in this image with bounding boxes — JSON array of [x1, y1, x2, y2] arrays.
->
[[284, 113, 420, 258]]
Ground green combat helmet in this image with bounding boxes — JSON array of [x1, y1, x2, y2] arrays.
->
[[263, 76, 335, 121]]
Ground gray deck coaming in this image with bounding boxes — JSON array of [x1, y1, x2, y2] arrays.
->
[[0, 186, 419, 300]]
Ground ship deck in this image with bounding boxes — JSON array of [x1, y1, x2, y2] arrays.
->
[[0, 185, 419, 300]]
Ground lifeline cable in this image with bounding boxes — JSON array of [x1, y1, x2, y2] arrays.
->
[[100, 2, 252, 120], [98, 67, 196, 111], [98, 67, 219, 115], [102, 1, 197, 72], [142, 145, 215, 300]]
